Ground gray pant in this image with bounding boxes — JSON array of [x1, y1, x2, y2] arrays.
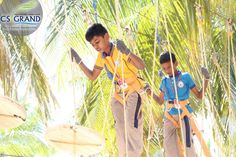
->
[[111, 92, 143, 157], [164, 115, 196, 157]]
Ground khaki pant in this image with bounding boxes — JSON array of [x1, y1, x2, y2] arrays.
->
[[164, 115, 196, 157], [111, 92, 143, 157]]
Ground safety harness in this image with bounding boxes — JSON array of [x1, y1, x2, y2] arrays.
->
[[102, 43, 148, 128], [162, 73, 211, 157], [102, 43, 146, 105]]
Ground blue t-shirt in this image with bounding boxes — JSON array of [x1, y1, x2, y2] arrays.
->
[[159, 71, 196, 115]]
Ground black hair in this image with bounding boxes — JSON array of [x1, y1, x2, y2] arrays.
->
[[159, 51, 176, 64], [85, 23, 108, 42]]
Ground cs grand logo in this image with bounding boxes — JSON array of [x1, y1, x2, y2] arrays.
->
[[0, 0, 43, 36]]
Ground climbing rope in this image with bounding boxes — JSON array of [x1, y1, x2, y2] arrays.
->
[[146, 0, 160, 155], [61, 1, 233, 156], [114, 0, 129, 156], [163, 13, 187, 157], [69, 51, 77, 157], [98, 76, 116, 157], [82, 4, 116, 156], [227, 17, 233, 110], [124, 24, 163, 156], [195, 4, 207, 156], [151, 0, 164, 156]]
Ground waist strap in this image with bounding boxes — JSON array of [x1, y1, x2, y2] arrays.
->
[[114, 77, 145, 105], [166, 99, 189, 110], [164, 99, 212, 157]]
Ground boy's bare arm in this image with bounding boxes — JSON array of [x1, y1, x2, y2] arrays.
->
[[128, 53, 145, 70], [191, 79, 209, 99], [116, 39, 145, 70], [146, 89, 164, 105], [191, 67, 210, 99], [153, 92, 164, 105], [71, 48, 102, 80], [78, 63, 102, 80]]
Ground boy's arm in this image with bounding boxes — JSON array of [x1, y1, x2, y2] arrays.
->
[[116, 39, 145, 70], [71, 48, 102, 80], [78, 63, 102, 80], [191, 67, 210, 99], [146, 88, 164, 105], [154, 92, 164, 105], [128, 53, 145, 70], [191, 79, 209, 99]]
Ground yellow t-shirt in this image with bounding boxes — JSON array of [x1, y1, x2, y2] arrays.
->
[[94, 44, 145, 93], [95, 45, 139, 79]]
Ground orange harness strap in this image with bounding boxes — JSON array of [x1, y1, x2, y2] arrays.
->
[[165, 100, 211, 157], [104, 55, 145, 105]]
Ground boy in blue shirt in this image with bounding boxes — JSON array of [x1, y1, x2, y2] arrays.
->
[[153, 52, 210, 157]]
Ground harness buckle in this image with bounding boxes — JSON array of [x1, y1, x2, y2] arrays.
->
[[174, 100, 181, 109], [117, 79, 128, 90], [174, 103, 181, 109]]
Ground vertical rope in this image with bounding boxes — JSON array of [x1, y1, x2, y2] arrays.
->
[[223, 3, 234, 155], [155, 1, 164, 155], [229, 19, 235, 111], [85, 4, 122, 155], [115, 0, 128, 156], [81, 82, 92, 126], [231, 25, 236, 79], [227, 18, 234, 155], [124, 25, 163, 155], [163, 14, 187, 157], [23, 56, 34, 100], [98, 77, 116, 156], [70, 52, 77, 157], [145, 0, 160, 155], [63, 1, 77, 155], [196, 4, 205, 156], [83, 2, 116, 155], [100, 56, 120, 156]]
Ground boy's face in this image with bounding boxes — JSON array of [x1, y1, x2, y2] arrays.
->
[[90, 33, 110, 52], [161, 61, 178, 76]]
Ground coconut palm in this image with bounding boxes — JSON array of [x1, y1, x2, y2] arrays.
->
[[0, 28, 58, 120], [0, 104, 54, 157], [0, 0, 60, 156]]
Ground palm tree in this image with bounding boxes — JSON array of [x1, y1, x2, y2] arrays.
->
[[0, 29, 58, 121], [0, 0, 59, 156], [0, 104, 54, 157]]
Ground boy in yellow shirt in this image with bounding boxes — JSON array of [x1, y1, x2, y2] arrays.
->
[[71, 23, 149, 157]]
